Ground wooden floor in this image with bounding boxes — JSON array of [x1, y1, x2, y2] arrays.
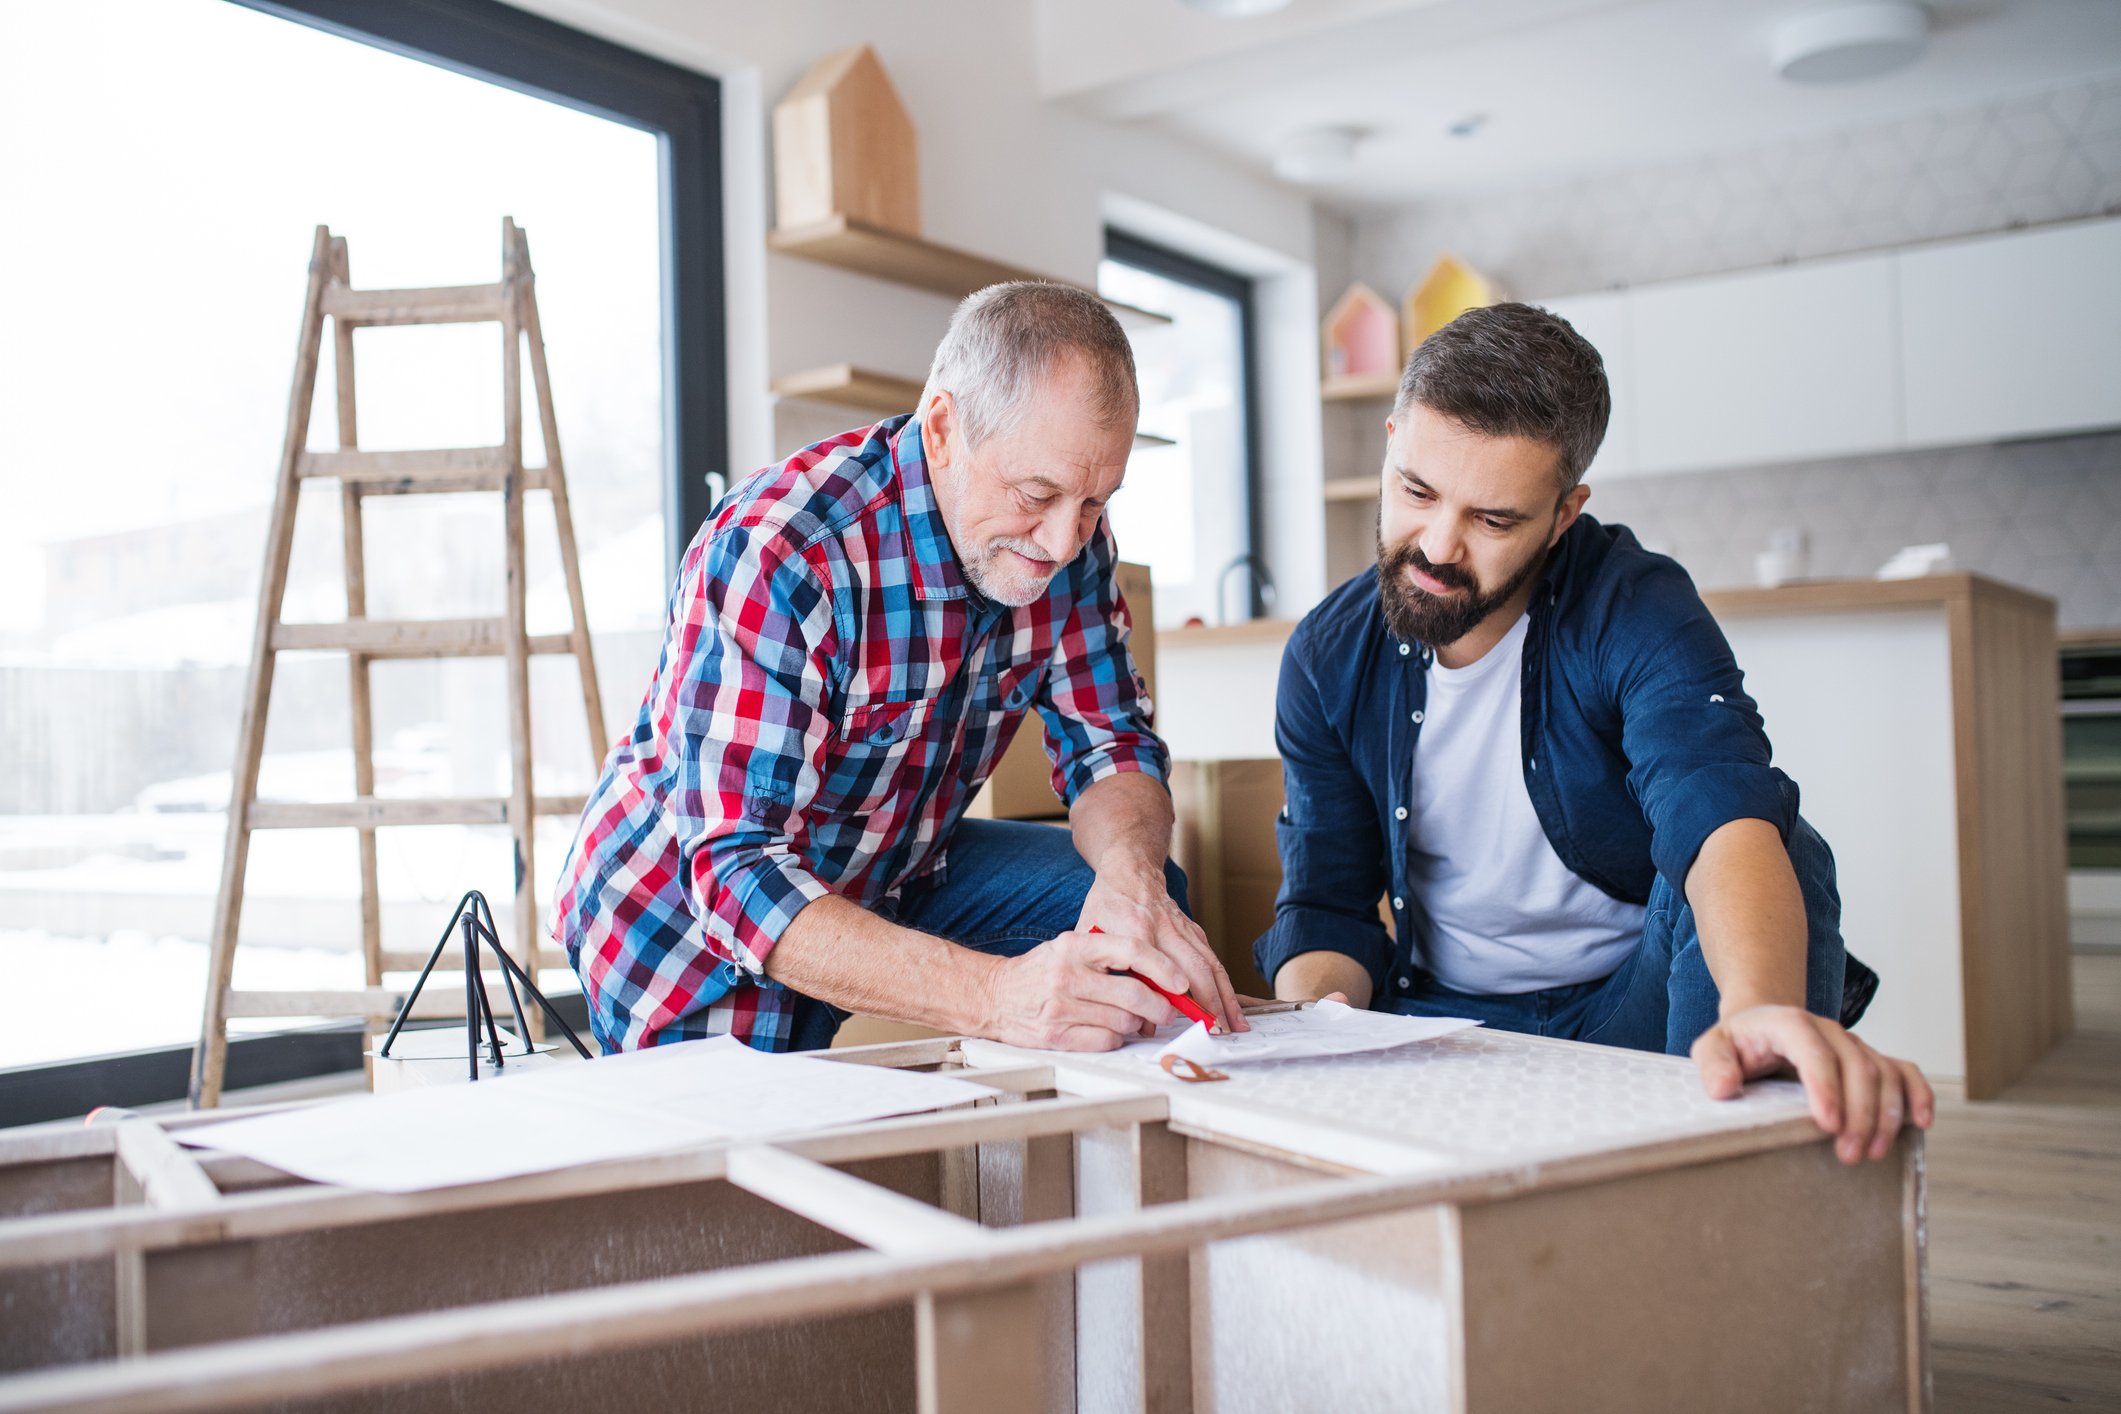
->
[[1928, 951, 2121, 1410]]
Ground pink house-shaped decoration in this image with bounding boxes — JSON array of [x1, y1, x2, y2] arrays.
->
[[1321, 282, 1401, 398]]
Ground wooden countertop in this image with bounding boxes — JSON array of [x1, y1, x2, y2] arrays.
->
[[1162, 618, 1299, 647], [1158, 576, 2056, 641], [1703, 572, 2054, 618]]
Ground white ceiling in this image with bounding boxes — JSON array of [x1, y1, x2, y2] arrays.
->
[[1037, 0, 2121, 207]]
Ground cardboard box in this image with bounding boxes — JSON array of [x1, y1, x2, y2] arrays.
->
[[1170, 758, 1283, 995]]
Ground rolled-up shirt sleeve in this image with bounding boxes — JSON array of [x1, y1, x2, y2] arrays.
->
[[1252, 621, 1394, 997], [669, 524, 842, 976], [1608, 571, 1799, 900], [1037, 522, 1171, 805]]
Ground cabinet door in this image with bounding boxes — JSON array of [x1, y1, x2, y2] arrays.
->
[[1630, 253, 1901, 475], [1899, 217, 2121, 448], [1540, 290, 1635, 481]]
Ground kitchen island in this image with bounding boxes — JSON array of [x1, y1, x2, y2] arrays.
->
[[1705, 573, 2069, 1097]]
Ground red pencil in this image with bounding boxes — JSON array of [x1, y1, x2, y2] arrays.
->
[[1090, 926, 1223, 1032]]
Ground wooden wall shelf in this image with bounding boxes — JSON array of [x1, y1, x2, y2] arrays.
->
[[772, 363, 1177, 449], [1321, 372, 1399, 402], [769, 214, 1170, 328], [1322, 476, 1380, 502], [771, 364, 922, 415]]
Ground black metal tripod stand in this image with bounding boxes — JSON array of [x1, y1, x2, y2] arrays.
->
[[378, 890, 591, 1081]]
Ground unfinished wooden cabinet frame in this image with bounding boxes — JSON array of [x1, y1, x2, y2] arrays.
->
[[0, 1032, 1928, 1413]]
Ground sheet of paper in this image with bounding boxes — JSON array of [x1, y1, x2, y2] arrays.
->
[[177, 1037, 996, 1193], [1105, 1000, 1479, 1070]]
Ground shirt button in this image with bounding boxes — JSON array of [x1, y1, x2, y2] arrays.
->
[[1398, 643, 1410, 656], [1398, 975, 1413, 989], [1411, 710, 1424, 724], [1392, 896, 1404, 910], [1395, 806, 1409, 820]]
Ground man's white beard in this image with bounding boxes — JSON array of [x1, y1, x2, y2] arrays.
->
[[965, 534, 1062, 607]]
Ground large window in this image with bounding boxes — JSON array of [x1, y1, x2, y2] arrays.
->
[[0, 0, 722, 1116], [1099, 231, 1264, 627]]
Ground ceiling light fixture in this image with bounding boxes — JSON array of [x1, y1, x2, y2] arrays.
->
[[1772, 1, 1931, 84], [1273, 126, 1362, 184], [1180, 0, 1296, 17]]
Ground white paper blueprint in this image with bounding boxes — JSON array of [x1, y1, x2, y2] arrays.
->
[[178, 1037, 996, 1193]]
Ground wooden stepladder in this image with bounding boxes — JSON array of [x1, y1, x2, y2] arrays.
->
[[191, 220, 606, 1108]]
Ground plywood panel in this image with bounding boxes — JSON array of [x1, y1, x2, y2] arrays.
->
[[1455, 1138, 1918, 1414], [270, 1306, 918, 1414], [1074, 1125, 1148, 1414], [1188, 1141, 1453, 1414], [142, 1161, 938, 1349], [1075, 1026, 1813, 1164], [0, 1259, 116, 1373], [0, 1157, 115, 1221]]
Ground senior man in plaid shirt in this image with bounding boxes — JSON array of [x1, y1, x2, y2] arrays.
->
[[554, 282, 1246, 1054]]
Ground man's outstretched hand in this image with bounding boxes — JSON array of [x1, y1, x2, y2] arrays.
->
[[1692, 1005, 1935, 1164]]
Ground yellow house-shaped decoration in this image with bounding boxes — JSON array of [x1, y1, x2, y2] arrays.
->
[[1320, 282, 1401, 399], [773, 44, 920, 237], [1404, 253, 1501, 350]]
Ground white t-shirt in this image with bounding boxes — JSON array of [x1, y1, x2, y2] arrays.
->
[[1406, 612, 1645, 994]]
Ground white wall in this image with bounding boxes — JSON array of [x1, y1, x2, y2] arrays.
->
[[505, 0, 1332, 610]]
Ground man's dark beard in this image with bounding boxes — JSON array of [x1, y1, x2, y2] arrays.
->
[[1375, 531, 1549, 648]]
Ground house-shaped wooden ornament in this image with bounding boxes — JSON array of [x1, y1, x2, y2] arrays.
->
[[1404, 253, 1502, 350], [1320, 282, 1402, 398], [772, 44, 920, 237]]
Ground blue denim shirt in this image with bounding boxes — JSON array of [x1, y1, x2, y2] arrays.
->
[[1253, 513, 1802, 1001]]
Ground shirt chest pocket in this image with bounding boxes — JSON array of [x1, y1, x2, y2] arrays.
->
[[986, 661, 1046, 718], [819, 695, 942, 814]]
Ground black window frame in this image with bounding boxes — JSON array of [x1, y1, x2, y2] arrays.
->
[[0, 0, 723, 1128], [1102, 228, 1268, 619]]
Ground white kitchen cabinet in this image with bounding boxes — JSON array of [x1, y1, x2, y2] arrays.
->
[[1539, 289, 1637, 481], [1629, 252, 1902, 475], [1899, 216, 2121, 448]]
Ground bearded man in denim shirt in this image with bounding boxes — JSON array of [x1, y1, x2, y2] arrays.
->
[[1257, 303, 1931, 1165]]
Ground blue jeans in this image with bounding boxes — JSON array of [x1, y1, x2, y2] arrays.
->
[[1388, 817, 1846, 1056], [786, 818, 1192, 1051]]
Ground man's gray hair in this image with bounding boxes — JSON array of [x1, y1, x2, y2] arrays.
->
[[920, 281, 1139, 447], [1394, 302, 1611, 491]]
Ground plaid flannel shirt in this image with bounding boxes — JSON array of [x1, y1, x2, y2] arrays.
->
[[553, 414, 1168, 1051]]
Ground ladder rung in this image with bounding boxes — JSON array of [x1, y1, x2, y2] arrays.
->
[[271, 618, 574, 658], [299, 447, 544, 494], [321, 282, 510, 326], [377, 950, 549, 973], [248, 795, 588, 829], [224, 988, 459, 1021]]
